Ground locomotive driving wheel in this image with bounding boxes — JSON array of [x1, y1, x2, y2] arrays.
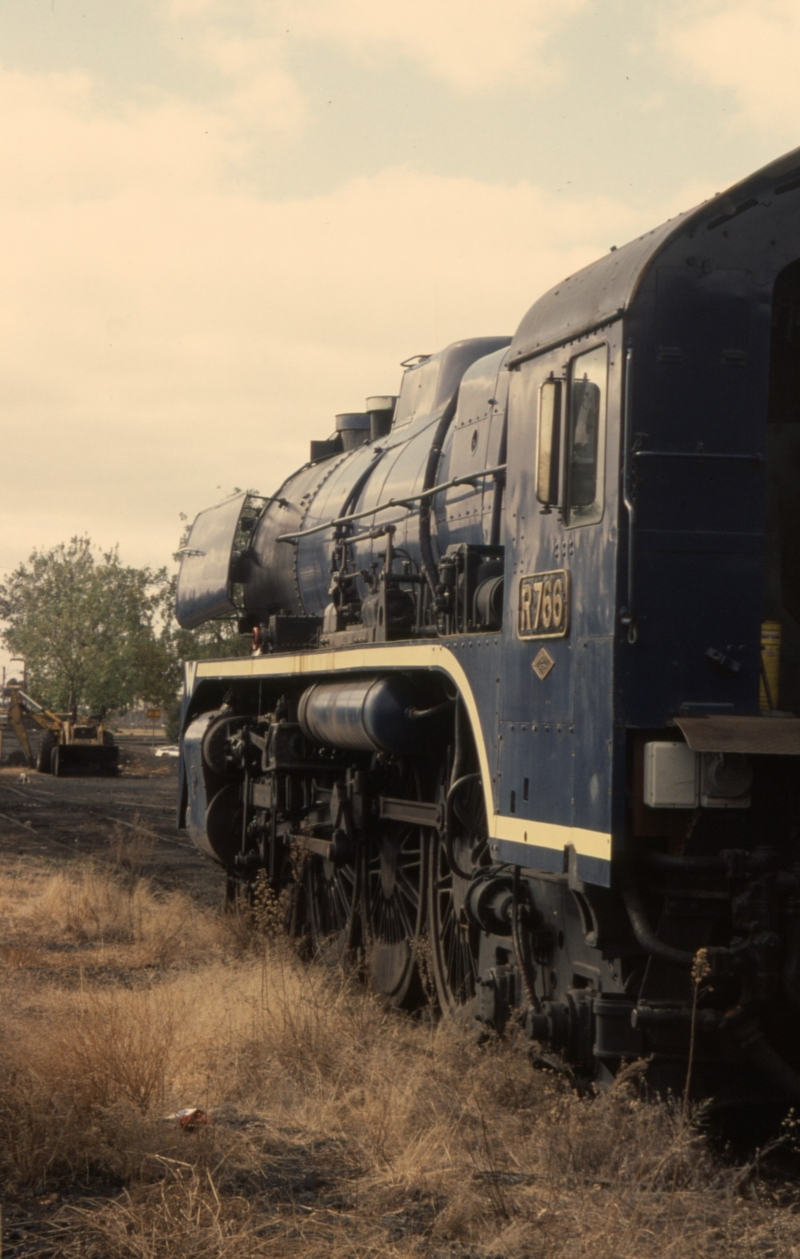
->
[[428, 773, 487, 1016], [305, 850, 360, 969], [361, 763, 427, 1008]]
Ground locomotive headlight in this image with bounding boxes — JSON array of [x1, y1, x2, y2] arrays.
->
[[700, 752, 753, 808]]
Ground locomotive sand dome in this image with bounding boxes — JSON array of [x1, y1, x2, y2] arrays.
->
[[177, 147, 800, 1109]]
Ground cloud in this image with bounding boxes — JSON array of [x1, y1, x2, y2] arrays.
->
[[663, 0, 800, 131], [174, 27, 307, 135], [0, 66, 230, 204], [166, 0, 589, 92], [287, 0, 591, 90], [0, 54, 653, 588]]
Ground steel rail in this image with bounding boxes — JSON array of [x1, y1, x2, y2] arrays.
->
[[0, 781, 190, 850]]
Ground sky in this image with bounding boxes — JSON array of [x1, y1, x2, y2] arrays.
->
[[2, 0, 799, 674]]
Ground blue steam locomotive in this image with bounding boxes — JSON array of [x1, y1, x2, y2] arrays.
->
[[177, 147, 800, 1104]]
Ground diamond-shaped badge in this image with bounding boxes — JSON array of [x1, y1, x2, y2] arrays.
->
[[532, 647, 555, 681]]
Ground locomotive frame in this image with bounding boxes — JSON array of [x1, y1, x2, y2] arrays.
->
[[176, 147, 800, 1106]]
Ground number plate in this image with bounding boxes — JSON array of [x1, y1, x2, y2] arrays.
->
[[517, 570, 570, 639]]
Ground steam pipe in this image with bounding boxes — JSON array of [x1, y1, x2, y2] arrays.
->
[[442, 697, 471, 878], [443, 773, 481, 880], [489, 413, 508, 548], [418, 395, 459, 600], [338, 450, 387, 527], [407, 699, 455, 721], [276, 461, 505, 543], [622, 880, 696, 966], [623, 878, 753, 970]]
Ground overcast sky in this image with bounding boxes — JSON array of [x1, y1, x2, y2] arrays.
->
[[1, 0, 798, 673]]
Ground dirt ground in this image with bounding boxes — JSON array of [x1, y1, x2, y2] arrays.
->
[[0, 739, 224, 906]]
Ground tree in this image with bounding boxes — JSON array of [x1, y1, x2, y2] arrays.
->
[[1, 497, 257, 722], [0, 537, 180, 712]]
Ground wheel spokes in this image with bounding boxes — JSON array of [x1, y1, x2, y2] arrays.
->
[[362, 771, 428, 1009], [428, 787, 483, 1015], [306, 856, 358, 967]]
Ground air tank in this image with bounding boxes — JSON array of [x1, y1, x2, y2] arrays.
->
[[298, 675, 448, 755], [299, 676, 415, 753]]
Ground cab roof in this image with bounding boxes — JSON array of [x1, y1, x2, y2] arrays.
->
[[507, 145, 800, 368]]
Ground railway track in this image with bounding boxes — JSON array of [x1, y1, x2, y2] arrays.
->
[[0, 768, 223, 900], [0, 778, 184, 846]]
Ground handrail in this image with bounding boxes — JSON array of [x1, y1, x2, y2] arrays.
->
[[620, 344, 636, 642], [276, 464, 506, 543], [634, 450, 764, 463]]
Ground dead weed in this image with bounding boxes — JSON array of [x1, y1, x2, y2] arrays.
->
[[2, 854, 800, 1258]]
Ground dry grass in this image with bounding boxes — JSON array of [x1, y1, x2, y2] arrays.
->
[[1, 830, 231, 972], [2, 846, 800, 1258]]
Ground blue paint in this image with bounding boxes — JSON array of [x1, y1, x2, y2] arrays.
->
[[180, 147, 800, 890]]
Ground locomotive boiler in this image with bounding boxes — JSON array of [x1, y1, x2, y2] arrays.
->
[[176, 147, 800, 1107]]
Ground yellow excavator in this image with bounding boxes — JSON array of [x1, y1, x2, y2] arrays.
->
[[7, 686, 119, 776]]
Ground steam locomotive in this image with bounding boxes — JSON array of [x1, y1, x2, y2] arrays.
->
[[176, 147, 800, 1105]]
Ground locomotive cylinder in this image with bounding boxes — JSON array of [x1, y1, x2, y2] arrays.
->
[[297, 675, 427, 755]]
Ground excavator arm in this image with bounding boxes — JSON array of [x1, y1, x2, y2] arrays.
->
[[8, 692, 36, 765], [13, 690, 62, 730], [7, 688, 61, 769]]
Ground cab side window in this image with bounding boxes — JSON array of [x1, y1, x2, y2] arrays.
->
[[536, 377, 562, 507], [566, 345, 607, 526]]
